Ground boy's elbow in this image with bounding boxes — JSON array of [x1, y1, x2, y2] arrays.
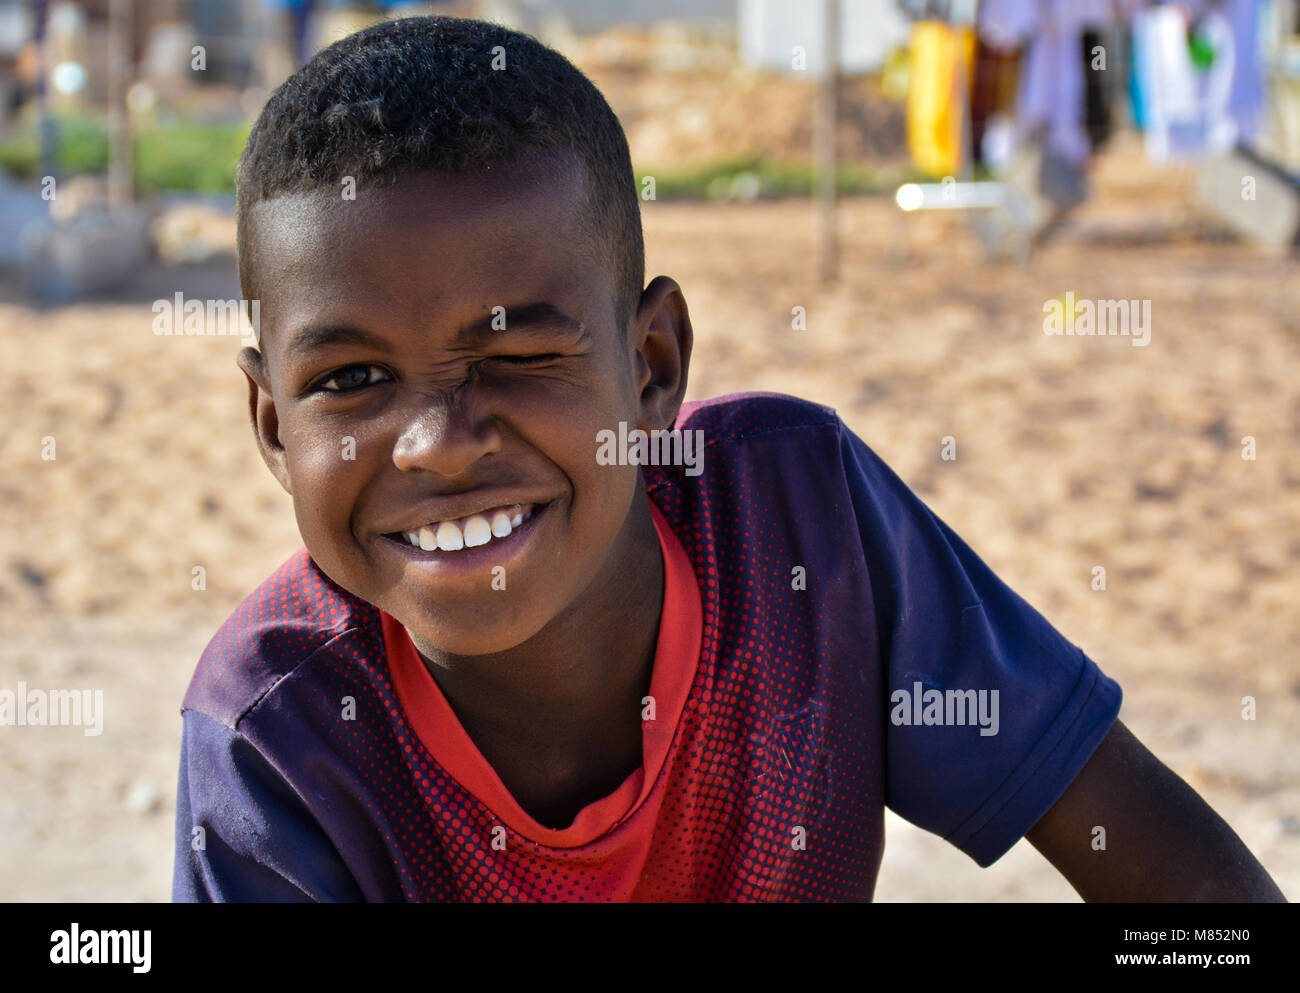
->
[[1026, 720, 1287, 902], [1059, 841, 1288, 904]]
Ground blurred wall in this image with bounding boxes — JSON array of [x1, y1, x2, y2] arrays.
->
[[739, 0, 911, 73]]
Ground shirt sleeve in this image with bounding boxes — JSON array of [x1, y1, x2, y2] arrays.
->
[[172, 708, 365, 902], [837, 419, 1122, 867]]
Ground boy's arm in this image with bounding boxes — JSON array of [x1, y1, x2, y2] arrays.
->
[[1025, 719, 1286, 902]]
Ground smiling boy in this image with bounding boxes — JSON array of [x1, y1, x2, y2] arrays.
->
[[172, 16, 1285, 902]]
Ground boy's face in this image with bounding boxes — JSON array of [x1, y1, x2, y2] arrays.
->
[[237, 154, 690, 657]]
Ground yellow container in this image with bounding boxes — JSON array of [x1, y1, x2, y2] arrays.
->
[[906, 21, 976, 178]]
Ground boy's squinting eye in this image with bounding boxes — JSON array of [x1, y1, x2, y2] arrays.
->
[[487, 353, 565, 366], [311, 364, 392, 393]]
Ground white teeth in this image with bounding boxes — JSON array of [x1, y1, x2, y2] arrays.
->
[[462, 515, 492, 547], [395, 503, 537, 553], [436, 520, 464, 551]]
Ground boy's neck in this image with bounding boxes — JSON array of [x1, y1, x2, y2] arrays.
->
[[408, 488, 666, 828]]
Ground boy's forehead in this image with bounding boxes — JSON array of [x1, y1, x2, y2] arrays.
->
[[248, 151, 590, 268], [244, 152, 608, 352]]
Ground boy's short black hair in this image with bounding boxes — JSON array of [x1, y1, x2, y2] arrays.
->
[[236, 15, 644, 329]]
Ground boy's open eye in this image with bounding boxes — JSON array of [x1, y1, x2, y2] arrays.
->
[[311, 364, 392, 393]]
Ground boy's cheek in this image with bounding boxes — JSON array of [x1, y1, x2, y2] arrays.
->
[[283, 427, 376, 480], [281, 447, 366, 543]]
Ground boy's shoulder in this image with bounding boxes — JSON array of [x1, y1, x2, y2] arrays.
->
[[650, 391, 856, 505], [673, 391, 840, 441], [181, 547, 378, 729]]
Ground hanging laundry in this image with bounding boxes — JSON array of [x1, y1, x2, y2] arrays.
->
[[1223, 0, 1268, 145], [1128, 16, 1149, 133], [977, 0, 1037, 50], [980, 0, 1135, 166], [1133, 3, 1239, 160], [1015, 2, 1088, 167], [1082, 27, 1114, 151], [977, 0, 1120, 214], [970, 35, 1023, 167], [906, 20, 976, 178], [1160, 0, 1271, 141]]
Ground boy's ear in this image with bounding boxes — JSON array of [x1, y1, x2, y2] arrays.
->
[[236, 347, 292, 495], [632, 275, 693, 431]]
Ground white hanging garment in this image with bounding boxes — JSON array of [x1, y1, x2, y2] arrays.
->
[[1138, 4, 1238, 161]]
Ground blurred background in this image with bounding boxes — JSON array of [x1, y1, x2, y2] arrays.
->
[[0, 0, 1297, 901]]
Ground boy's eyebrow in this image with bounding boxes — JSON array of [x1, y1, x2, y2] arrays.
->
[[285, 325, 385, 358], [283, 303, 587, 358], [453, 302, 588, 344]]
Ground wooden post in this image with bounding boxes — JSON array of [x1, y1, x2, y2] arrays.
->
[[816, 0, 839, 284]]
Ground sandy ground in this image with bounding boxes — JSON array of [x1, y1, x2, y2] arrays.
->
[[0, 134, 1296, 901]]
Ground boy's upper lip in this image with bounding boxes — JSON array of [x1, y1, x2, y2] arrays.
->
[[376, 492, 552, 534]]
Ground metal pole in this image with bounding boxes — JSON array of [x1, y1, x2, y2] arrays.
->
[[107, 0, 132, 209], [31, 0, 56, 188], [816, 0, 839, 283]]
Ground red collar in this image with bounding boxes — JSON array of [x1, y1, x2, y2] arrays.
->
[[381, 498, 703, 848]]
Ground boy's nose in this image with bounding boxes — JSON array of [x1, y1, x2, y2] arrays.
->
[[391, 393, 502, 477]]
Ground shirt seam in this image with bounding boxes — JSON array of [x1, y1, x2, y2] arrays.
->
[[184, 622, 368, 734], [645, 416, 841, 499]]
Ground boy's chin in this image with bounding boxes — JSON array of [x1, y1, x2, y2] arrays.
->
[[402, 611, 554, 660]]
